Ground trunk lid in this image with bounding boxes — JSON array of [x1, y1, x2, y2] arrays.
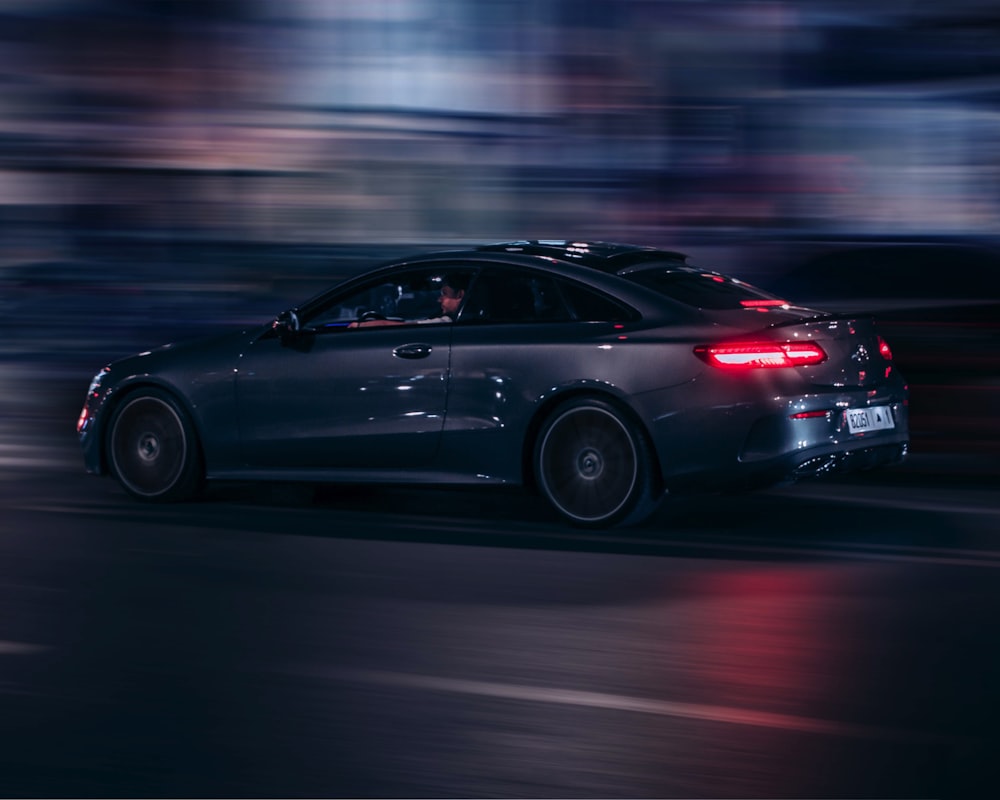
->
[[705, 306, 894, 389]]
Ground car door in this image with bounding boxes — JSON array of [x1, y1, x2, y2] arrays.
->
[[439, 266, 638, 477], [234, 267, 462, 470]]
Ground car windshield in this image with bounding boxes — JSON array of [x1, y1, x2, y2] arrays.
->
[[623, 266, 786, 310]]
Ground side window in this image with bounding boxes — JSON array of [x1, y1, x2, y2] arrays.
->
[[303, 267, 474, 330], [460, 269, 571, 323], [556, 279, 635, 322]]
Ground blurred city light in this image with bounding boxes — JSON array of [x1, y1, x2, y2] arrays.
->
[[2, 0, 999, 257], [2, 0, 1000, 372]]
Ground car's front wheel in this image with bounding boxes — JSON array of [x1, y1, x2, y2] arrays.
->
[[108, 389, 203, 502], [534, 397, 659, 528]]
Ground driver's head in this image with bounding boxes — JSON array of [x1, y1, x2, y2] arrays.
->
[[439, 274, 469, 317]]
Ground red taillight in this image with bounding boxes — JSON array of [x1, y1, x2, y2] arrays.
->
[[878, 335, 893, 361], [739, 299, 787, 308], [694, 341, 827, 369], [790, 410, 830, 419]]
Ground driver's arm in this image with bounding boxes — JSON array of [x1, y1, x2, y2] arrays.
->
[[348, 318, 406, 328]]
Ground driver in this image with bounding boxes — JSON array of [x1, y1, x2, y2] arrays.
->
[[350, 274, 468, 328]]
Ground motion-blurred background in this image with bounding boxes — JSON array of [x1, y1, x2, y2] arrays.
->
[[2, 0, 998, 452]]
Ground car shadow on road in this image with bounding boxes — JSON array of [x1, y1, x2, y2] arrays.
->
[[192, 476, 962, 563]]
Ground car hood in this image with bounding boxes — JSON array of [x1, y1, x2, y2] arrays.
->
[[108, 326, 260, 375]]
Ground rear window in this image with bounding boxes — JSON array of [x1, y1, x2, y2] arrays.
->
[[557, 279, 635, 322], [624, 267, 784, 310]]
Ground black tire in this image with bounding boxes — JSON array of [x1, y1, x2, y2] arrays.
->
[[534, 397, 659, 528], [107, 389, 203, 502]]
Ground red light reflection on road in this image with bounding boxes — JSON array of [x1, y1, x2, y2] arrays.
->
[[681, 566, 863, 716]]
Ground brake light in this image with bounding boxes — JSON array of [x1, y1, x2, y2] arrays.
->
[[739, 299, 787, 308], [878, 335, 893, 360], [694, 341, 827, 369]]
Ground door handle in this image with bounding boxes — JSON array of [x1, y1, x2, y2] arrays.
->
[[393, 343, 433, 359]]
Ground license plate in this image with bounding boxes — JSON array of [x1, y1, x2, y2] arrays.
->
[[845, 406, 894, 434]]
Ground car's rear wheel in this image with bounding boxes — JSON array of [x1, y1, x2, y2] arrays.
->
[[534, 397, 659, 528], [108, 389, 203, 502]]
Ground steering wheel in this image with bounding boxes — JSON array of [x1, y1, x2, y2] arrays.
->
[[359, 310, 387, 322]]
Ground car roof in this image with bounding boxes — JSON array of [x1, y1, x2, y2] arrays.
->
[[476, 240, 689, 274]]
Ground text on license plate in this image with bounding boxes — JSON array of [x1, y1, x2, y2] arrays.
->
[[845, 405, 895, 434]]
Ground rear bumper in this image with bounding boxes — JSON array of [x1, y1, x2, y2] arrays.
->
[[660, 434, 909, 494], [735, 401, 910, 489], [790, 441, 908, 479], [642, 379, 910, 493]]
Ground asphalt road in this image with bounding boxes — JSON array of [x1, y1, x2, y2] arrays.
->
[[0, 365, 998, 798]]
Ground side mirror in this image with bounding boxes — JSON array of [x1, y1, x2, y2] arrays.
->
[[272, 309, 301, 343]]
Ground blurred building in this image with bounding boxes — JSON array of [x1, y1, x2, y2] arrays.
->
[[1, 0, 999, 256]]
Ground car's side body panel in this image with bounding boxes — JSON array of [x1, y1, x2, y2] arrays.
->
[[234, 325, 453, 470]]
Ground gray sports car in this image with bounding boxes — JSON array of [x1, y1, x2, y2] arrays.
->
[[77, 240, 909, 528]]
